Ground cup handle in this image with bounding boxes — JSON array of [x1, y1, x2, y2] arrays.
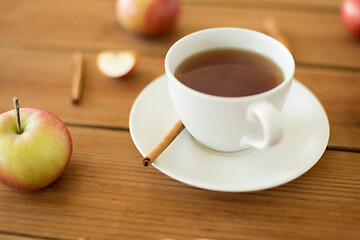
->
[[240, 100, 283, 149]]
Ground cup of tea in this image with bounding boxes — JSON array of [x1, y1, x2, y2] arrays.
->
[[165, 28, 295, 152]]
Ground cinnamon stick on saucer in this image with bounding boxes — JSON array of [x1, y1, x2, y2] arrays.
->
[[142, 21, 291, 167], [263, 18, 291, 51], [142, 120, 185, 167], [71, 51, 84, 104]]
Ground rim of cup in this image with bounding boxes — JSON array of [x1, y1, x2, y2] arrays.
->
[[165, 27, 295, 102]]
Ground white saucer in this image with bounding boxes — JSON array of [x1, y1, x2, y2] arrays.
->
[[129, 75, 329, 192]]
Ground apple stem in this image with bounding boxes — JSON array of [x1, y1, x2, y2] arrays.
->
[[13, 97, 23, 134]]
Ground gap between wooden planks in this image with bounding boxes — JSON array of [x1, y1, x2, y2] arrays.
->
[[0, 126, 359, 240], [0, 1, 359, 69], [182, 0, 342, 12], [35, 0, 342, 11], [0, 1, 358, 240], [0, 233, 56, 240], [0, 48, 359, 150]]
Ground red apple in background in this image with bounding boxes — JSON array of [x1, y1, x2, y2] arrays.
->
[[341, 0, 360, 39], [0, 99, 72, 191], [115, 0, 180, 36]]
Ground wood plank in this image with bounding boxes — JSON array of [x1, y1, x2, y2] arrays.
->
[[0, 47, 359, 149], [0, 126, 359, 240], [0, 0, 359, 69], [184, 0, 342, 11], [40, 0, 342, 11], [295, 67, 360, 151], [0, 48, 164, 128], [0, 234, 53, 240]]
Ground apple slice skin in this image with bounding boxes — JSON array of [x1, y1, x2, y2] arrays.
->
[[97, 50, 138, 79], [0, 108, 72, 191]]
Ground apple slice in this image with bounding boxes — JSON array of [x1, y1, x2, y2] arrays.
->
[[97, 50, 138, 78]]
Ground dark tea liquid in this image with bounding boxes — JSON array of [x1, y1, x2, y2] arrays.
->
[[175, 48, 284, 97]]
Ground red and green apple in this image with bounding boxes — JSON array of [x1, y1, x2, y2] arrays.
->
[[0, 105, 72, 191], [115, 0, 180, 36], [341, 0, 360, 39]]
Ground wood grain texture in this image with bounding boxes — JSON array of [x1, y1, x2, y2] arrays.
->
[[0, 126, 359, 240], [295, 67, 360, 151], [0, 47, 359, 149], [0, 0, 359, 69], [0, 1, 359, 239], [0, 234, 53, 240], [0, 48, 164, 128], [184, 0, 342, 11], [48, 0, 342, 10]]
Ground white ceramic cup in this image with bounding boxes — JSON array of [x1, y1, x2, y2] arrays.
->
[[165, 28, 295, 152]]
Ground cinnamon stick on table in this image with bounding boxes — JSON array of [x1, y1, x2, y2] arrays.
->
[[142, 120, 185, 167], [263, 18, 291, 51], [71, 51, 84, 104]]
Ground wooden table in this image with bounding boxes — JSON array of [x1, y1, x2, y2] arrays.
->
[[0, 0, 359, 239]]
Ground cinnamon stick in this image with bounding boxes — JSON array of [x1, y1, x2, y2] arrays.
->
[[71, 51, 84, 104], [142, 20, 291, 167], [142, 120, 185, 166], [263, 18, 291, 51]]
